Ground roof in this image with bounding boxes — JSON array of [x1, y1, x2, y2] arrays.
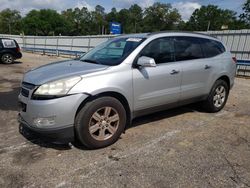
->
[[115, 31, 218, 41]]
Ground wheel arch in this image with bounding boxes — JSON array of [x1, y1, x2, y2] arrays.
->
[[75, 91, 132, 128], [217, 75, 230, 89]]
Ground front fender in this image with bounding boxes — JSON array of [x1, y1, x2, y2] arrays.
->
[[69, 68, 134, 111]]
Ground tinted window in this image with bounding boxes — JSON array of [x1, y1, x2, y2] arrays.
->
[[140, 38, 174, 64], [200, 38, 225, 58], [174, 37, 203, 61]]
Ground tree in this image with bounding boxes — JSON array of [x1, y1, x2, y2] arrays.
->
[[0, 9, 22, 34], [185, 5, 240, 31], [92, 5, 107, 34], [240, 0, 250, 27], [117, 8, 130, 33], [62, 7, 91, 35], [142, 3, 182, 32], [106, 8, 118, 33], [22, 9, 67, 35], [106, 7, 118, 23], [129, 4, 143, 33]]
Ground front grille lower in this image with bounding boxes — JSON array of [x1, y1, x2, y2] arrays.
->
[[21, 82, 36, 98], [21, 88, 29, 97]]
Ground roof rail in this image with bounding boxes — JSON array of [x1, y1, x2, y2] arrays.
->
[[148, 30, 217, 39]]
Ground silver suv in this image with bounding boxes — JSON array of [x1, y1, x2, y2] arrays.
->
[[18, 32, 236, 149]]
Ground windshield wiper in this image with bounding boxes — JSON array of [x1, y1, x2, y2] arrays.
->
[[81, 59, 100, 64]]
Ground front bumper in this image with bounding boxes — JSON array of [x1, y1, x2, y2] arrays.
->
[[19, 113, 74, 143], [18, 93, 89, 142]]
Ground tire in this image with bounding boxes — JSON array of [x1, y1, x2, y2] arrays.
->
[[202, 79, 229, 112], [1, 53, 14, 64], [75, 96, 126, 149]]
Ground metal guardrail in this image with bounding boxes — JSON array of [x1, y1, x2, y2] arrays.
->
[[22, 47, 85, 58], [1, 30, 250, 60], [236, 60, 250, 77], [1, 31, 250, 77], [0, 34, 114, 54]]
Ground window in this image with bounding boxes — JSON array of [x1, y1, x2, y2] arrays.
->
[[174, 37, 203, 61], [140, 38, 175, 64], [2, 39, 16, 48], [200, 38, 225, 58], [80, 37, 145, 66]]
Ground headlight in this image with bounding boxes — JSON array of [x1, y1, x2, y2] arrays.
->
[[34, 76, 81, 96]]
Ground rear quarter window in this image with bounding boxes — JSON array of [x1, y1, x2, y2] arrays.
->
[[200, 38, 225, 58], [2, 39, 17, 48]]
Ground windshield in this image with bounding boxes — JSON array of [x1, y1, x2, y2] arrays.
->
[[80, 37, 145, 66]]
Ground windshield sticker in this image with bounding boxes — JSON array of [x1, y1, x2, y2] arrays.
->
[[2, 39, 16, 48], [126, 38, 142, 42]]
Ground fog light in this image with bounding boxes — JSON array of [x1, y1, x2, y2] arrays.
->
[[33, 116, 56, 127]]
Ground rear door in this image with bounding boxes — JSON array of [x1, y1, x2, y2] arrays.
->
[[132, 37, 182, 111], [174, 36, 214, 100]]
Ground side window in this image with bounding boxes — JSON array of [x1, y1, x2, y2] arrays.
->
[[140, 38, 175, 64], [200, 38, 225, 58], [174, 37, 203, 61], [2, 39, 16, 48]]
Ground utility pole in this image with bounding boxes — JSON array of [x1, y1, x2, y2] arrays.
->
[[207, 21, 211, 31], [8, 23, 11, 34]]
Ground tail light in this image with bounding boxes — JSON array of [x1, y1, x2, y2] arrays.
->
[[16, 47, 20, 52], [232, 57, 237, 64]]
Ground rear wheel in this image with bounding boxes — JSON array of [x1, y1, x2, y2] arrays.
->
[[202, 79, 229, 112], [75, 97, 126, 149], [1, 53, 14, 64]]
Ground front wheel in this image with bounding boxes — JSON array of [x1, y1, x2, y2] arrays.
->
[[75, 97, 126, 149], [202, 79, 229, 112], [1, 53, 14, 64]]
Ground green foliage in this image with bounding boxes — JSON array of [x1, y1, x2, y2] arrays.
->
[[185, 5, 244, 31], [240, 0, 250, 27], [0, 3, 248, 36], [62, 7, 92, 35], [22, 9, 67, 35], [0, 9, 22, 34], [143, 3, 182, 32]]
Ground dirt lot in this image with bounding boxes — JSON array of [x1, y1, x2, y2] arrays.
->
[[0, 52, 250, 188]]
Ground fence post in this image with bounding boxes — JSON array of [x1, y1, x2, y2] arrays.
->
[[242, 30, 248, 60], [70, 37, 74, 58], [21, 33, 25, 49], [87, 36, 91, 52], [56, 36, 59, 56], [33, 36, 35, 53]]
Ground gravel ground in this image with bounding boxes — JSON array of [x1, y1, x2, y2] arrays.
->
[[0, 52, 250, 188]]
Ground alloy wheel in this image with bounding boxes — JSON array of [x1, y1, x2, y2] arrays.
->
[[213, 85, 226, 108], [88, 106, 120, 141]]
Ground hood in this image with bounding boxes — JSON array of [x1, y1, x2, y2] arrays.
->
[[23, 60, 108, 85]]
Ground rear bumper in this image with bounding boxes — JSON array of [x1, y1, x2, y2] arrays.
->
[[18, 113, 74, 143], [15, 52, 22, 59]]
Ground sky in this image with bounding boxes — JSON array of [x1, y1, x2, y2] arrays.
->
[[0, 0, 246, 21]]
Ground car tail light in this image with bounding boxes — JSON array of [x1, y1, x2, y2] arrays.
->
[[16, 47, 20, 52], [232, 57, 237, 64]]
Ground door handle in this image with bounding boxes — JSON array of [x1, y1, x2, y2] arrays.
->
[[170, 70, 180, 75], [205, 65, 211, 69]]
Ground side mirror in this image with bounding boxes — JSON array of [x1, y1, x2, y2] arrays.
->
[[137, 56, 156, 67]]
